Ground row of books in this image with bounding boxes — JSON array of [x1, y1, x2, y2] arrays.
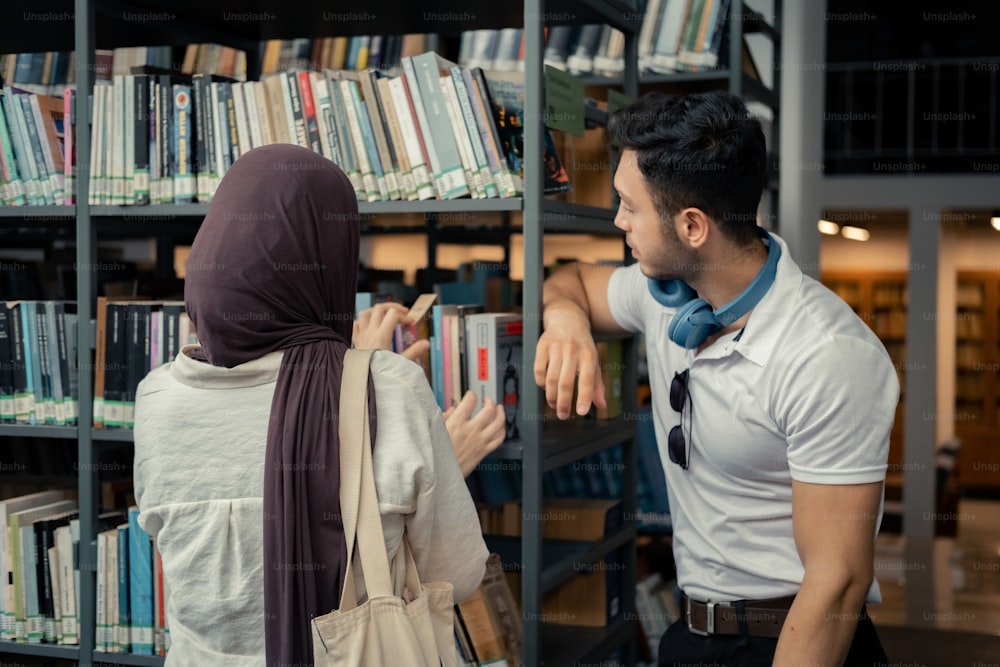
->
[[0, 490, 165, 654], [0, 87, 72, 207], [260, 34, 431, 75], [0, 301, 79, 426], [79, 52, 569, 208], [92, 298, 197, 430], [465, 0, 743, 78]]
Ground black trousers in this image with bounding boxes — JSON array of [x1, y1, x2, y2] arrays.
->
[[657, 606, 889, 667]]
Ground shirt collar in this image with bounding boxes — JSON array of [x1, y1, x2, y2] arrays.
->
[[731, 232, 803, 367]]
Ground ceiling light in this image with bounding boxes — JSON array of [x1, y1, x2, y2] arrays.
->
[[841, 225, 870, 241], [817, 219, 840, 235], [991, 216, 1000, 231]]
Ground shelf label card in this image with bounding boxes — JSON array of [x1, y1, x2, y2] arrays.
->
[[545, 66, 585, 137]]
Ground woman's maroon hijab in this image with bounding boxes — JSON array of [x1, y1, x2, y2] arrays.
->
[[184, 143, 375, 667]]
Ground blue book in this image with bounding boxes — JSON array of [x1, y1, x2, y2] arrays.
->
[[127, 507, 153, 654], [117, 523, 131, 653]]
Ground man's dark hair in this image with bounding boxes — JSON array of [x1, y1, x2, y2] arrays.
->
[[607, 90, 767, 247]]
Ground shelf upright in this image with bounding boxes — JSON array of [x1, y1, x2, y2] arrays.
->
[[73, 0, 99, 665], [519, 0, 545, 662]]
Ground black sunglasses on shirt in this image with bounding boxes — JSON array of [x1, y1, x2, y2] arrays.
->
[[669, 369, 692, 470]]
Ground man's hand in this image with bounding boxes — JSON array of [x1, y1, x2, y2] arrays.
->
[[533, 307, 606, 420], [352, 302, 430, 362], [444, 391, 506, 477]]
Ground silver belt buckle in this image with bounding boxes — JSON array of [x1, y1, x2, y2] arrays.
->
[[686, 597, 715, 636]]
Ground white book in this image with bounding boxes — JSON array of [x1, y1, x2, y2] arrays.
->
[[278, 73, 300, 149], [439, 76, 483, 198], [47, 546, 62, 642], [375, 77, 416, 200], [9, 500, 75, 642], [638, 0, 666, 71], [310, 72, 336, 163], [449, 67, 497, 198], [54, 524, 77, 644], [386, 76, 435, 200], [0, 490, 63, 640], [96, 531, 108, 651], [251, 81, 275, 148], [464, 313, 523, 442], [106, 529, 119, 652], [123, 74, 135, 203], [231, 82, 252, 158], [209, 82, 227, 195], [242, 81, 264, 150], [112, 75, 126, 204], [400, 55, 448, 198], [649, 0, 691, 73]]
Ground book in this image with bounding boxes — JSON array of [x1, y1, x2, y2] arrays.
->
[[128, 506, 154, 654], [464, 313, 523, 442], [480, 71, 571, 195], [0, 490, 64, 640]]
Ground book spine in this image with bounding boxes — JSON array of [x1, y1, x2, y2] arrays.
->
[[27, 93, 64, 203], [116, 524, 130, 653], [128, 508, 154, 655], [0, 97, 27, 205], [339, 79, 378, 201], [326, 74, 363, 194], [296, 71, 322, 154], [3, 91, 43, 205], [192, 75, 209, 202], [45, 302, 65, 425], [410, 53, 470, 199], [242, 82, 264, 149], [464, 71, 512, 198], [133, 76, 150, 204], [210, 82, 230, 191], [470, 68, 521, 195], [375, 77, 415, 200], [157, 76, 173, 204], [0, 304, 12, 422], [386, 76, 435, 200], [347, 79, 388, 200], [19, 94, 56, 205], [172, 85, 194, 203], [123, 75, 135, 203], [230, 82, 252, 158], [360, 71, 400, 200], [224, 83, 240, 167], [310, 72, 340, 164], [439, 76, 482, 198], [284, 71, 308, 148], [451, 67, 497, 198]]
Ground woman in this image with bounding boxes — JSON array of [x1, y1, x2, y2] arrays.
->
[[133, 144, 489, 666]]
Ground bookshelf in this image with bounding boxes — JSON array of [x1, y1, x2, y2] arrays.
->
[[0, 1, 644, 666], [953, 272, 1000, 490]]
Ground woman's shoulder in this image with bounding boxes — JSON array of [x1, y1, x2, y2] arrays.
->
[[368, 349, 430, 388]]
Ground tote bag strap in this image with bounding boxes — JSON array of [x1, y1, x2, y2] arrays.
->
[[337, 348, 394, 611]]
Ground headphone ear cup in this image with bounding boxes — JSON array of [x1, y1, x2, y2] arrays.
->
[[648, 278, 697, 307], [668, 298, 721, 349]]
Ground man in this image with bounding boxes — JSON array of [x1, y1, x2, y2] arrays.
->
[[534, 91, 897, 667]]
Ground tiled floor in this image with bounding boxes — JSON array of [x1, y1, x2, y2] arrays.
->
[[870, 499, 1000, 636]]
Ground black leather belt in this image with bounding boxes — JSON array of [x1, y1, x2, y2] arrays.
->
[[681, 593, 795, 639]]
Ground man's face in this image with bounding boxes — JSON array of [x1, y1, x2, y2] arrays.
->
[[613, 150, 689, 281]]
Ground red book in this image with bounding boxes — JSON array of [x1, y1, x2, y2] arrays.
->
[[296, 71, 321, 155]]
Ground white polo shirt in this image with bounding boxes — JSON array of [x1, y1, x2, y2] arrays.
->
[[608, 232, 899, 603]]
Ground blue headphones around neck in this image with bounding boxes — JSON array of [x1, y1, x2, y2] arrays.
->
[[647, 228, 781, 349]]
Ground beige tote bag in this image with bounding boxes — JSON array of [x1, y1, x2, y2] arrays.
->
[[311, 348, 458, 667]]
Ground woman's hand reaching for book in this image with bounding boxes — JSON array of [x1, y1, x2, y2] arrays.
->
[[352, 302, 430, 362], [443, 391, 506, 477]]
